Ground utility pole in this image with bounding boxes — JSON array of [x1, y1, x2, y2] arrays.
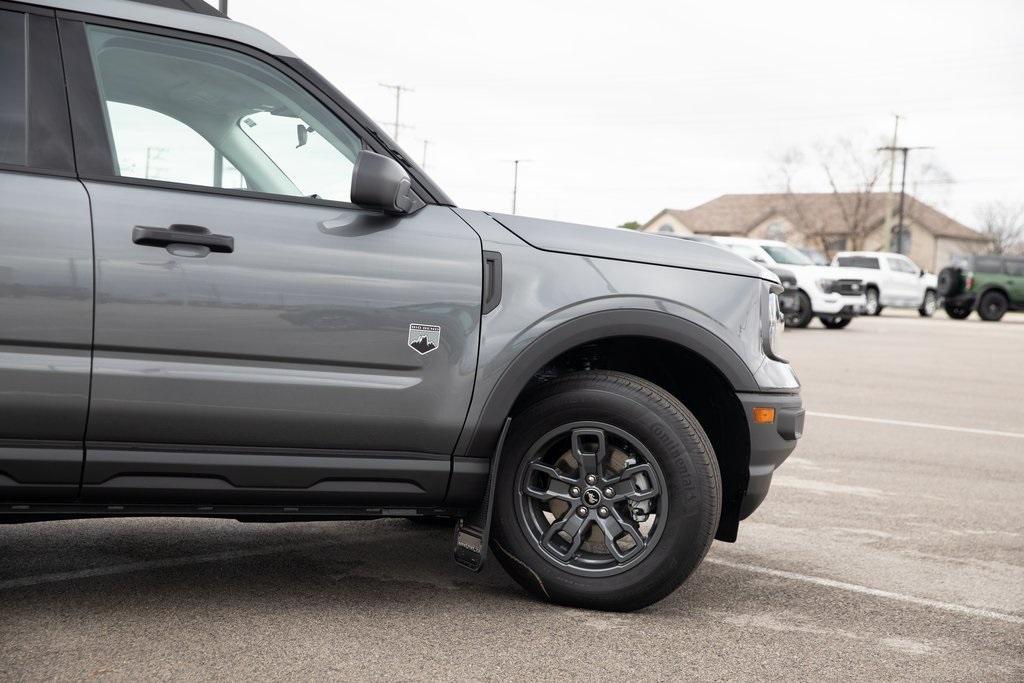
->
[[882, 114, 901, 239], [505, 159, 532, 215], [421, 140, 430, 169], [379, 83, 413, 141], [876, 144, 933, 255], [218, 0, 227, 14]]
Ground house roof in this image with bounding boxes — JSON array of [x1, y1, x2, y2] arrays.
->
[[648, 193, 987, 241]]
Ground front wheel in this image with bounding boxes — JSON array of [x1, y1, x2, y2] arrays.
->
[[978, 291, 1008, 321], [819, 315, 852, 329], [918, 290, 938, 317], [491, 371, 721, 611], [784, 291, 814, 328], [865, 287, 882, 316]]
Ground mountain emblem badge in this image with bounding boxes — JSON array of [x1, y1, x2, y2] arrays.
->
[[408, 323, 441, 355]]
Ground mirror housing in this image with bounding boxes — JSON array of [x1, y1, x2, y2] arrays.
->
[[351, 150, 423, 214]]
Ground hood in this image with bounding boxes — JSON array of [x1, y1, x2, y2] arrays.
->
[[487, 213, 775, 281]]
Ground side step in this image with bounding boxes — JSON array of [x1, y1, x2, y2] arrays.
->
[[453, 418, 511, 571]]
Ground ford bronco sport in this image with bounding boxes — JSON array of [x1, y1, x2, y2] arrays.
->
[[938, 255, 1024, 321], [0, 0, 803, 611]]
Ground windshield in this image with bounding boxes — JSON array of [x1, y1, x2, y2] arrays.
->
[[762, 245, 814, 266]]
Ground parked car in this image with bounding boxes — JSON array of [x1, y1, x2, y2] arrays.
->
[[937, 254, 1024, 321], [673, 236, 801, 316], [0, 0, 803, 611], [831, 251, 939, 317], [713, 237, 867, 329]]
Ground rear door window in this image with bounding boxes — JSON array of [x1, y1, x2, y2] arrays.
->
[[0, 9, 27, 165], [1005, 259, 1024, 277], [836, 256, 879, 269], [973, 257, 1005, 274]]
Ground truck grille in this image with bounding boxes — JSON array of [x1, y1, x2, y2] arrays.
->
[[833, 279, 863, 296]]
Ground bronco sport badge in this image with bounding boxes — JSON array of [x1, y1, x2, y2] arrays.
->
[[408, 323, 441, 355]]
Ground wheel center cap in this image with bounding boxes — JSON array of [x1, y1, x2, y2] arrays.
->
[[583, 488, 601, 506]]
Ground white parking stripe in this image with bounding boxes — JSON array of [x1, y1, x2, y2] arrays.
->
[[708, 558, 1024, 625], [0, 540, 335, 591], [807, 411, 1024, 440]]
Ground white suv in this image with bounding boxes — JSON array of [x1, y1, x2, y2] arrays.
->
[[714, 237, 867, 329], [831, 252, 939, 316]]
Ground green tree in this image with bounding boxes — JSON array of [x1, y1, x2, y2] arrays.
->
[[618, 220, 642, 230]]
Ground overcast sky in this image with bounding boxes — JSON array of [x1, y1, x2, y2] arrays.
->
[[220, 0, 1023, 229]]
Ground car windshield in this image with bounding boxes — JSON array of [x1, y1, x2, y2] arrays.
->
[[762, 245, 814, 266]]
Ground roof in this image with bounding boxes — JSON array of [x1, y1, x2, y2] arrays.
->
[[24, 0, 296, 58], [648, 193, 988, 242], [124, 0, 223, 16]]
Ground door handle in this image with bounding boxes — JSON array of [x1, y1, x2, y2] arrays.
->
[[132, 224, 234, 253]]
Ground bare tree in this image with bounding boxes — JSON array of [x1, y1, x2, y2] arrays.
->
[[771, 136, 886, 257], [976, 201, 1024, 255]]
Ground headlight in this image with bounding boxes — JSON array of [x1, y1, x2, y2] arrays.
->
[[763, 284, 786, 362], [816, 278, 836, 294]]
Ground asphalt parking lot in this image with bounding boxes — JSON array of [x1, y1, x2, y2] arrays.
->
[[1, 311, 1021, 681]]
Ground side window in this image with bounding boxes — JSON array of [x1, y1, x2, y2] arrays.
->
[[973, 257, 1004, 274], [106, 103, 246, 188], [84, 25, 362, 202], [886, 256, 907, 272], [0, 10, 27, 165], [1006, 259, 1024, 277], [837, 256, 879, 269]]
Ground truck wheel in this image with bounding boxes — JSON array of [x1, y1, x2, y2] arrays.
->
[[944, 301, 972, 320], [977, 291, 1008, 321], [865, 287, 882, 316], [918, 290, 937, 317], [490, 371, 721, 612], [819, 315, 851, 329], [784, 292, 814, 328]]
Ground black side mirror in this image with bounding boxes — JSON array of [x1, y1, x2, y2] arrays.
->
[[351, 150, 423, 214]]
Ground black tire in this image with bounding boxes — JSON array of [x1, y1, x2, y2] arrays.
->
[[819, 315, 852, 329], [784, 291, 814, 328], [977, 290, 1008, 322], [490, 371, 721, 612], [865, 287, 882, 316], [944, 301, 972, 319], [918, 290, 938, 317], [937, 267, 964, 297]]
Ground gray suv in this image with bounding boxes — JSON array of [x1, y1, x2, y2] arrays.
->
[[0, 0, 803, 611]]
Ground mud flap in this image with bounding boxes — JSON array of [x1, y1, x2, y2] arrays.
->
[[453, 417, 511, 571]]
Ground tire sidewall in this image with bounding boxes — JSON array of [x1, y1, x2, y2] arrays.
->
[[491, 378, 720, 610], [978, 291, 1008, 321]]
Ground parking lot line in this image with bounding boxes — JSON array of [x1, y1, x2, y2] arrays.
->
[[0, 540, 336, 592], [707, 558, 1024, 625], [807, 411, 1024, 440]]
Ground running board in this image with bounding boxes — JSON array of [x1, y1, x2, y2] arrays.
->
[[453, 417, 511, 572]]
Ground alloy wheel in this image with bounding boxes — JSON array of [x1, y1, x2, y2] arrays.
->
[[515, 422, 668, 577]]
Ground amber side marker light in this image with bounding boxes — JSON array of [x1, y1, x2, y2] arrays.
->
[[752, 407, 776, 424]]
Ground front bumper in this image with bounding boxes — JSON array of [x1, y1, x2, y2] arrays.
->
[[737, 391, 804, 519], [811, 292, 866, 316]]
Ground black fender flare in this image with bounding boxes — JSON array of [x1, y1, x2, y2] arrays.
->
[[454, 308, 757, 470]]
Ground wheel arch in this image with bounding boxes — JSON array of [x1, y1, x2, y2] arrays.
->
[[452, 309, 758, 541]]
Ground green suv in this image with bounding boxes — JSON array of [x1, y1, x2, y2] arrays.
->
[[937, 255, 1024, 321]]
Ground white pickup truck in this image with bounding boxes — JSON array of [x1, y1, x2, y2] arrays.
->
[[714, 237, 867, 329], [831, 251, 939, 316]]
